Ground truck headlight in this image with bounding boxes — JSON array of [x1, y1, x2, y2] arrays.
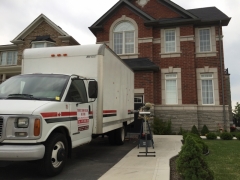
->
[[17, 118, 29, 128]]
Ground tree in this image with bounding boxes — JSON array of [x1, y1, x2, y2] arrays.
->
[[233, 102, 240, 120]]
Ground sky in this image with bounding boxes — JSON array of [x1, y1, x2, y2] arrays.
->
[[0, 0, 239, 110]]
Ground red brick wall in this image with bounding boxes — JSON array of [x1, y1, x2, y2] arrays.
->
[[135, 71, 154, 103], [95, 3, 227, 105], [129, 0, 181, 19]]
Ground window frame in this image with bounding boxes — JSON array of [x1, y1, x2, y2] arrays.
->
[[165, 29, 176, 53], [165, 73, 178, 105], [199, 28, 211, 52], [0, 51, 18, 66], [31, 41, 56, 48], [200, 73, 215, 105], [113, 21, 135, 55]]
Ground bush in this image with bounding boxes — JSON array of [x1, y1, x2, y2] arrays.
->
[[191, 125, 200, 136], [177, 135, 214, 180], [151, 117, 172, 135], [201, 125, 209, 136], [183, 133, 208, 154], [220, 132, 233, 140], [206, 132, 217, 140], [236, 133, 240, 140]]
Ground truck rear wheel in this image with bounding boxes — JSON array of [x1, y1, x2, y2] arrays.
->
[[115, 127, 125, 145], [38, 133, 68, 177]]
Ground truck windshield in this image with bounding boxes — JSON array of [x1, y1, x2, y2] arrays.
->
[[0, 74, 70, 101]]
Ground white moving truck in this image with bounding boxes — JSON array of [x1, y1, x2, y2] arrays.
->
[[0, 44, 134, 176]]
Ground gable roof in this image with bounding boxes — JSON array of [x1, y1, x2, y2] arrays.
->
[[11, 14, 79, 44], [89, 0, 155, 34], [89, 0, 200, 34], [89, 0, 230, 34]]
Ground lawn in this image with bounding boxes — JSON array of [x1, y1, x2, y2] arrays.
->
[[204, 140, 240, 180]]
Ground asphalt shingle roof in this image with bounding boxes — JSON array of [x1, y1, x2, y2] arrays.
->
[[123, 58, 159, 72], [188, 7, 230, 21]]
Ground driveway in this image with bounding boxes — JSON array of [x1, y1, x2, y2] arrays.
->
[[0, 136, 138, 180]]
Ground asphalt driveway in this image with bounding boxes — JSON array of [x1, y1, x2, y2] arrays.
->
[[0, 136, 137, 180]]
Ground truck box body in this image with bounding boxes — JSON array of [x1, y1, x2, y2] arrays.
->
[[22, 44, 134, 134]]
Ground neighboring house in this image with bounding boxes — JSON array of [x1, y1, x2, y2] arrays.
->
[[0, 14, 79, 83], [89, 0, 232, 132]]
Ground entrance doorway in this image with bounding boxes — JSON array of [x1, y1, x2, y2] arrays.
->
[[128, 96, 144, 133]]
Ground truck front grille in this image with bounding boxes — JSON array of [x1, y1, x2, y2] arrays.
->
[[0, 117, 3, 139]]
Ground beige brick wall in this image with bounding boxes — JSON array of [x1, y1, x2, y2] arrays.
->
[[16, 21, 78, 66]]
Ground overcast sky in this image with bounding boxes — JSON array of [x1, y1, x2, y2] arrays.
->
[[0, 0, 239, 110]]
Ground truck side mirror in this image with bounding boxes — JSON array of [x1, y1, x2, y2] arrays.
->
[[88, 81, 98, 99]]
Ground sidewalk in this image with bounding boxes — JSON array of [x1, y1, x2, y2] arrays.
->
[[99, 135, 182, 180]]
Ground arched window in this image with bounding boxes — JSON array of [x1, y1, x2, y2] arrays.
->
[[113, 21, 135, 54]]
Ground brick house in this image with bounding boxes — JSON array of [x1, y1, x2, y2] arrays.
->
[[0, 14, 79, 83], [89, 0, 232, 132]]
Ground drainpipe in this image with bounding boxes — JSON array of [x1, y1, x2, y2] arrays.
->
[[219, 20, 226, 130]]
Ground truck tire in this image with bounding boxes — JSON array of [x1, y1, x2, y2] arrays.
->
[[115, 127, 125, 145], [38, 133, 68, 177], [108, 130, 115, 145]]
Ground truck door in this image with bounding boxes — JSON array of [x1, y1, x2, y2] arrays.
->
[[65, 79, 93, 143]]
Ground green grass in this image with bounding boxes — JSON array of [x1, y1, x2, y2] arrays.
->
[[204, 140, 240, 180]]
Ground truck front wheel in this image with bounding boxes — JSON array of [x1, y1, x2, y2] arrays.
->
[[38, 133, 68, 177]]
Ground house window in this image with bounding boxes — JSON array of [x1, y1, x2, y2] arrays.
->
[[0, 51, 18, 66], [165, 74, 178, 104], [199, 29, 211, 52], [113, 21, 135, 54], [201, 74, 214, 105], [165, 29, 176, 53], [32, 41, 55, 48]]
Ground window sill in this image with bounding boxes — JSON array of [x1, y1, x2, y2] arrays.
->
[[159, 52, 181, 58], [195, 51, 217, 57], [118, 53, 140, 59]]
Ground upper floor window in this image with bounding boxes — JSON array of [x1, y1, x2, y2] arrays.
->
[[201, 73, 214, 105], [32, 41, 55, 48], [113, 21, 135, 54], [165, 74, 178, 104], [0, 51, 18, 66], [165, 29, 176, 53], [199, 29, 211, 52]]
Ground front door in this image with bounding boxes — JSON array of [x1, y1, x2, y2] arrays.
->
[[65, 79, 93, 143]]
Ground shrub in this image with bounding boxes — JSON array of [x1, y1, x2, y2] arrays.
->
[[220, 132, 233, 140], [201, 125, 209, 136], [206, 132, 217, 140], [191, 125, 200, 136], [151, 117, 172, 135], [236, 132, 240, 140], [177, 135, 214, 180], [182, 133, 208, 154]]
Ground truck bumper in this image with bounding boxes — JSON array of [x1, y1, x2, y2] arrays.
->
[[0, 144, 45, 161]]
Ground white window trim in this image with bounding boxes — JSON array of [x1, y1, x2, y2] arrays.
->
[[160, 27, 181, 58], [165, 74, 178, 105], [195, 27, 217, 57], [199, 28, 212, 52], [196, 67, 219, 105], [200, 73, 215, 105], [31, 41, 55, 48], [109, 15, 139, 59], [0, 51, 18, 66], [161, 67, 182, 105]]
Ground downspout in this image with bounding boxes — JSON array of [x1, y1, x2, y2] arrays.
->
[[219, 20, 226, 130]]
